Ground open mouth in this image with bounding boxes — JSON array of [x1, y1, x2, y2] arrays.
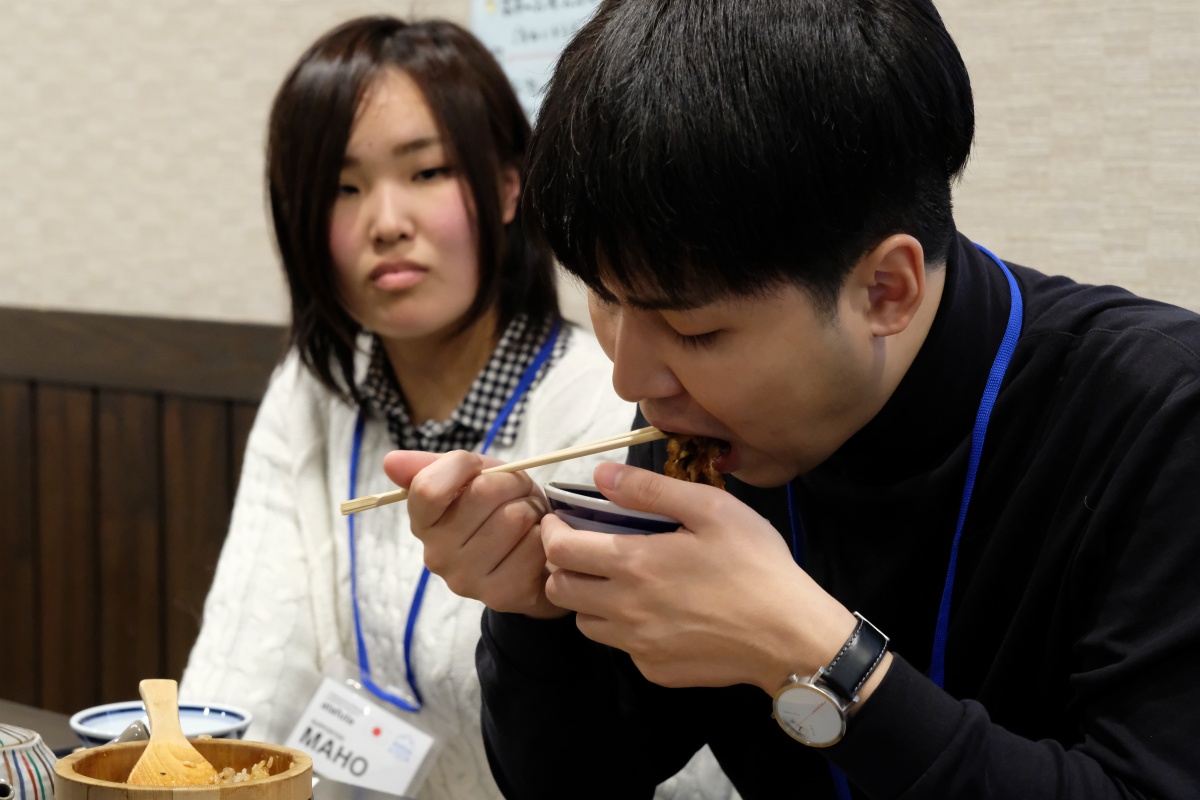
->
[[662, 432, 731, 489]]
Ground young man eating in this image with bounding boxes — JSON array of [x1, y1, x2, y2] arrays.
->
[[382, 0, 1200, 796]]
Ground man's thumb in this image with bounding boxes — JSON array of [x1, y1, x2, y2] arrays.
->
[[382, 450, 442, 489]]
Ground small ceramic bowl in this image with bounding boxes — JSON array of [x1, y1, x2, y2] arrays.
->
[[544, 482, 682, 535], [69, 702, 252, 748], [0, 724, 57, 800]]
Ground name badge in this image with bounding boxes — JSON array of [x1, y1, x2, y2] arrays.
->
[[285, 677, 439, 797]]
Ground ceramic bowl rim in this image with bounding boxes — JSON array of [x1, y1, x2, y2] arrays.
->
[[68, 701, 253, 744], [544, 481, 682, 526], [550, 509, 674, 535]]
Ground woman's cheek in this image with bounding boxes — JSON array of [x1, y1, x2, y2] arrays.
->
[[328, 213, 357, 275], [429, 205, 473, 253]]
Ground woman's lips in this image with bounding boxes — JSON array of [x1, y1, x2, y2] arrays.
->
[[370, 263, 427, 291]]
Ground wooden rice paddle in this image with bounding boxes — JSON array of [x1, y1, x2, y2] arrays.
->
[[126, 679, 219, 786]]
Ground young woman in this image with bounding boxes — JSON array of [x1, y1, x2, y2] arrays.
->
[[179, 16, 733, 800]]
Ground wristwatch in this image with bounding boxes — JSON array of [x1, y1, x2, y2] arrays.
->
[[771, 612, 889, 747]]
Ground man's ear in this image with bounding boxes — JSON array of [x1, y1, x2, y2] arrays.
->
[[500, 166, 521, 225], [850, 234, 927, 338]]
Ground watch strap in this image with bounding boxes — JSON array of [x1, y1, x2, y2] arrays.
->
[[820, 612, 889, 703]]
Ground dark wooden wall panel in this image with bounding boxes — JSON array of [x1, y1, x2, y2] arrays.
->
[[162, 398, 233, 682], [36, 386, 99, 714], [0, 308, 285, 402], [0, 308, 280, 715], [0, 381, 37, 706], [97, 391, 163, 703]]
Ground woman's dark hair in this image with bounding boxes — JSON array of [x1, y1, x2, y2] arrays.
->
[[524, 0, 975, 314], [268, 16, 559, 402]]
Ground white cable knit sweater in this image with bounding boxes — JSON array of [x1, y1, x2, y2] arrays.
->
[[180, 330, 737, 800]]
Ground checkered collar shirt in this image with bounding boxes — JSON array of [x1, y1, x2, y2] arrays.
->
[[359, 314, 571, 454]]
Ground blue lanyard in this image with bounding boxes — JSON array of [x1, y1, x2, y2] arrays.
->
[[786, 244, 1023, 800], [347, 321, 561, 712]]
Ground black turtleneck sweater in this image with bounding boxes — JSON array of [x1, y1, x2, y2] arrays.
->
[[476, 234, 1200, 799]]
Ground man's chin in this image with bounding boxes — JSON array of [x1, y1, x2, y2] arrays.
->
[[728, 462, 800, 489]]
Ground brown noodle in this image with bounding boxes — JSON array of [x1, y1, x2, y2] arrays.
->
[[664, 435, 727, 490]]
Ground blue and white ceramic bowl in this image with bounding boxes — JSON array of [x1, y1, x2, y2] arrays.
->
[[68, 701, 252, 748], [544, 482, 682, 535]]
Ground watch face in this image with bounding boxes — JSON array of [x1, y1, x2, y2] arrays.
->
[[773, 682, 847, 747]]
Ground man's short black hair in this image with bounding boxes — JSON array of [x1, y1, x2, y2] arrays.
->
[[524, 0, 975, 313]]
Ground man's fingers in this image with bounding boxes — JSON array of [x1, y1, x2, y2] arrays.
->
[[540, 514, 623, 577], [540, 513, 683, 587], [381, 449, 443, 489], [476, 522, 565, 616], [592, 461, 723, 525], [423, 469, 538, 543], [382, 449, 509, 492], [450, 494, 546, 570], [544, 563, 610, 617], [382, 450, 564, 617], [404, 451, 513, 533]]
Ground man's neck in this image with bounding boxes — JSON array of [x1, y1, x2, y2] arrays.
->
[[849, 262, 948, 444], [889, 264, 947, 387]]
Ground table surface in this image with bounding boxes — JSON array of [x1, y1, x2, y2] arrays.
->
[[0, 698, 79, 753]]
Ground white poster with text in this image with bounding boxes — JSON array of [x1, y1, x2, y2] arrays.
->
[[471, 0, 601, 120]]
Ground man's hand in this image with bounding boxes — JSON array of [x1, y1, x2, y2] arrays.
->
[[383, 450, 570, 619], [542, 461, 863, 694]]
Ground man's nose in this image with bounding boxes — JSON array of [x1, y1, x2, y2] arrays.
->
[[606, 308, 684, 403]]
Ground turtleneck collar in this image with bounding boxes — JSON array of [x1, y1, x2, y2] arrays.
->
[[813, 233, 1016, 485]]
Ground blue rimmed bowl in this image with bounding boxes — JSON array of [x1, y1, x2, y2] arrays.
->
[[68, 701, 252, 748], [544, 482, 683, 535]]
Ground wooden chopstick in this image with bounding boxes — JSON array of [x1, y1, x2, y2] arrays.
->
[[340, 426, 667, 515]]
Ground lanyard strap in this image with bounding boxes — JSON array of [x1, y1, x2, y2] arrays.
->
[[786, 244, 1023, 799], [930, 245, 1022, 686], [348, 320, 562, 712]]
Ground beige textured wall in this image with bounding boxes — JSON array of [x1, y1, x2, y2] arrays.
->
[[0, 0, 468, 325], [941, 0, 1200, 304], [0, 1, 1197, 326]]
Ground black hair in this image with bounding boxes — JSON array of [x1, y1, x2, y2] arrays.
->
[[524, 0, 974, 313], [268, 16, 559, 403]]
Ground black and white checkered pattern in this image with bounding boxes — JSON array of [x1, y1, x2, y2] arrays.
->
[[360, 314, 571, 454]]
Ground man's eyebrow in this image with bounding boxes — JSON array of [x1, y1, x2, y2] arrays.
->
[[594, 277, 703, 311], [622, 293, 700, 312]]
